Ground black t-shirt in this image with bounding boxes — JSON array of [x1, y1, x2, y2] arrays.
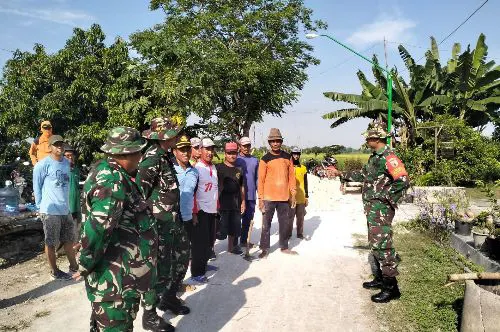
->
[[216, 163, 245, 211]]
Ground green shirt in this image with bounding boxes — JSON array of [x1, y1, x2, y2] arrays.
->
[[68, 166, 81, 215]]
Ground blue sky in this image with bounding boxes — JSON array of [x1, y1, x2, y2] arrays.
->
[[1, 0, 498, 148]]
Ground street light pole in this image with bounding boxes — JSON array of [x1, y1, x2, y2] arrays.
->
[[306, 33, 393, 144]]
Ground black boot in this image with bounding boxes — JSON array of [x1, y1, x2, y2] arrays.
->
[[158, 295, 190, 315], [142, 308, 175, 332], [371, 277, 401, 303], [362, 270, 383, 289]]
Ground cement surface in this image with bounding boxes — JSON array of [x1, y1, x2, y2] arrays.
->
[[1, 176, 381, 332]]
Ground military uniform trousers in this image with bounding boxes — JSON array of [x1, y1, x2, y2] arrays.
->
[[364, 200, 399, 277], [156, 218, 190, 297], [90, 289, 156, 332]]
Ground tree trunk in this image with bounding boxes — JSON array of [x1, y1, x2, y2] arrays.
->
[[241, 121, 252, 139]]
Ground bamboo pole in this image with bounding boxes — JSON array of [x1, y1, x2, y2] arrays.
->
[[448, 272, 500, 281]]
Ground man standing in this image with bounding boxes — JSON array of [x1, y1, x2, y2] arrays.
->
[[289, 147, 308, 239], [63, 144, 81, 238], [190, 137, 201, 165], [235, 137, 258, 248], [341, 123, 409, 303], [29, 120, 54, 166], [171, 135, 199, 290], [137, 117, 187, 327], [257, 128, 297, 258], [191, 138, 218, 282], [75, 127, 164, 331], [216, 142, 246, 255], [33, 135, 78, 280]]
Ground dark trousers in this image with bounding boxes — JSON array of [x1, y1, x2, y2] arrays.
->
[[259, 200, 290, 250], [288, 203, 306, 237], [185, 210, 214, 277], [239, 200, 256, 244]]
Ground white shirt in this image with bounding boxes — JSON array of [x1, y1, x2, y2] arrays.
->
[[194, 160, 218, 213]]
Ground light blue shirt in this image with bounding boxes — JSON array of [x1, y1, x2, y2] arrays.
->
[[174, 163, 199, 222], [33, 156, 70, 215]]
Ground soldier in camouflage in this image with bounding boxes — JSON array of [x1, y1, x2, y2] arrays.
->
[[136, 117, 191, 321], [75, 126, 164, 331], [341, 122, 409, 303]]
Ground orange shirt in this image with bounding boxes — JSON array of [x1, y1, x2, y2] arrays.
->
[[258, 151, 296, 202], [29, 134, 52, 166]]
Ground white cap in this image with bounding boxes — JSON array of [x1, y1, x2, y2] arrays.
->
[[239, 137, 251, 145], [190, 137, 201, 147], [201, 137, 215, 148]]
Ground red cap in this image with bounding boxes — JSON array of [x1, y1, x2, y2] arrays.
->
[[225, 142, 238, 152]]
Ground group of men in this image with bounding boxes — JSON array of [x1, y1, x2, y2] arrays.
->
[[32, 116, 409, 331]]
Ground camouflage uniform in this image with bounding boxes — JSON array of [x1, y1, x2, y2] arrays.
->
[[342, 125, 409, 278], [136, 117, 190, 304], [78, 127, 158, 331]]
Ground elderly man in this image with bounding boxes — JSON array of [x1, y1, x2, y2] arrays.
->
[[257, 128, 297, 258], [76, 127, 161, 331]]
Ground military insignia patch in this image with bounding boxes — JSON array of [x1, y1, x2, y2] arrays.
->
[[385, 154, 408, 180], [235, 173, 241, 180]]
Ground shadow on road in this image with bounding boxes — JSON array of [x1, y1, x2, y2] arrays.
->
[[0, 279, 78, 309], [268, 215, 323, 254], [171, 247, 261, 331]]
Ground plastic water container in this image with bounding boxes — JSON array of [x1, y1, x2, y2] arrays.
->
[[0, 181, 20, 216]]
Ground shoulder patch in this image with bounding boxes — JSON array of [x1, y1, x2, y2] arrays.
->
[[385, 154, 408, 180]]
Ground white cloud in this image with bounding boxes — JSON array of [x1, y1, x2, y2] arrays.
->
[[347, 18, 416, 46], [0, 6, 94, 26]]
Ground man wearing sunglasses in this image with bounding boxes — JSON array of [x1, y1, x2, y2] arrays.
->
[[29, 120, 55, 166]]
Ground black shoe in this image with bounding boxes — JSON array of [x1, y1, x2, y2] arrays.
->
[[371, 277, 401, 303], [209, 249, 217, 261], [297, 234, 304, 239], [363, 277, 383, 289], [230, 246, 243, 255], [158, 295, 190, 315], [142, 308, 175, 332]]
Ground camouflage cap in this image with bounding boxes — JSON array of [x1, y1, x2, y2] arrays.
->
[[101, 126, 147, 155], [363, 123, 388, 139], [142, 116, 185, 141]]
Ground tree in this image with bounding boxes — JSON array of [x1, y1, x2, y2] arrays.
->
[[322, 34, 500, 146], [0, 24, 144, 163], [130, 0, 326, 139]]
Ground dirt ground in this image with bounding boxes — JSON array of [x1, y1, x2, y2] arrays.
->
[[0, 176, 400, 332]]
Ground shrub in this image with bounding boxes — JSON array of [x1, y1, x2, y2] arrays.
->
[[342, 158, 364, 172], [398, 115, 500, 186]]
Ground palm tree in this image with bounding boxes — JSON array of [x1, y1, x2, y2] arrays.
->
[[323, 34, 500, 144]]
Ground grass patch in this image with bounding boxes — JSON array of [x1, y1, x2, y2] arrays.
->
[[376, 227, 482, 332]]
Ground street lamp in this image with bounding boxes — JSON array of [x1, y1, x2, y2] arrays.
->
[[306, 33, 393, 144]]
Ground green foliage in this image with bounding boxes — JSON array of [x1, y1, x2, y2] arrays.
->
[[131, 0, 326, 139], [398, 116, 500, 186], [475, 180, 500, 218], [323, 34, 500, 147], [376, 227, 480, 332], [0, 25, 148, 164], [341, 158, 364, 173]]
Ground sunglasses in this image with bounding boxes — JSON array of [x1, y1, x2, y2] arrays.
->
[[269, 139, 282, 143], [42, 126, 52, 129]]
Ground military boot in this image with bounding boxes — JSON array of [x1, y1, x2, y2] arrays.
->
[[142, 308, 175, 332], [371, 277, 401, 303], [362, 269, 383, 289], [158, 295, 190, 315]]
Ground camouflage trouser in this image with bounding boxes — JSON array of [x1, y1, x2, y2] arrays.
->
[[156, 219, 190, 297], [90, 294, 143, 331], [364, 201, 399, 277]]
